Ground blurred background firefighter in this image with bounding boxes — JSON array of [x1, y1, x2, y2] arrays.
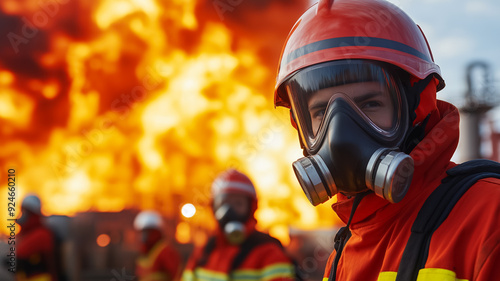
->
[[182, 169, 297, 281], [134, 210, 182, 281], [16, 194, 58, 281]]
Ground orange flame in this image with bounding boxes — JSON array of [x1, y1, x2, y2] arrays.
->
[[0, 0, 342, 244]]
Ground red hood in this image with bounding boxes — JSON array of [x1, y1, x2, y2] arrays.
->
[[331, 100, 460, 228]]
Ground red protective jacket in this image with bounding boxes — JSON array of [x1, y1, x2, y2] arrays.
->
[[136, 240, 182, 281], [17, 221, 57, 281], [182, 220, 295, 281], [323, 101, 500, 281]]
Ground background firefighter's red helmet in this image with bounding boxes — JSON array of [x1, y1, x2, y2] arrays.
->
[[211, 169, 257, 200], [274, 0, 445, 109], [211, 168, 258, 215]]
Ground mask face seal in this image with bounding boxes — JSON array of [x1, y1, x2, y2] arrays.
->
[[283, 60, 413, 205]]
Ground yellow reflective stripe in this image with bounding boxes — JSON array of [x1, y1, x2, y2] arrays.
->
[[322, 278, 329, 281], [260, 263, 295, 281], [378, 269, 468, 281], [181, 270, 195, 281], [378, 271, 397, 281], [185, 263, 294, 281], [232, 264, 294, 281], [18, 273, 52, 281], [232, 269, 260, 281], [137, 241, 168, 268], [416, 268, 468, 281], [193, 268, 228, 281]]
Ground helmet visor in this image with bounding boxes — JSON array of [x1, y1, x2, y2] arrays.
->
[[284, 60, 407, 152]]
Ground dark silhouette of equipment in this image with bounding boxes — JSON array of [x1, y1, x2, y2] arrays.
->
[[459, 61, 499, 161]]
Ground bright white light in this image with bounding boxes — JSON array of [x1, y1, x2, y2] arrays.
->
[[181, 203, 196, 218]]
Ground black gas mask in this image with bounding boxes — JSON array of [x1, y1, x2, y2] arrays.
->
[[214, 203, 249, 244], [283, 60, 414, 205]]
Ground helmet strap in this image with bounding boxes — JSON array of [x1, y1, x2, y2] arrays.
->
[[330, 190, 371, 281]]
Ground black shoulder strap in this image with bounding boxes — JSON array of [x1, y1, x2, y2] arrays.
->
[[328, 191, 370, 281], [196, 236, 217, 268], [396, 159, 500, 281], [230, 231, 282, 272]]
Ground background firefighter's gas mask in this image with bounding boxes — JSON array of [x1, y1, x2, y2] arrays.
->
[[283, 60, 414, 205], [213, 193, 251, 245]]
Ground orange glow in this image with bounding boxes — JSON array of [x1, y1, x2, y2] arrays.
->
[[175, 222, 191, 244], [0, 89, 35, 129], [0, 71, 14, 85], [268, 225, 290, 247], [42, 82, 60, 99], [0, 0, 340, 243], [97, 234, 111, 247]]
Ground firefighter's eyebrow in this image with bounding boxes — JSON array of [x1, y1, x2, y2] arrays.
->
[[308, 101, 329, 113], [308, 91, 383, 112], [352, 91, 383, 104]]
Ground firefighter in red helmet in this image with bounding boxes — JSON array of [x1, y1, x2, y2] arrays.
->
[[16, 194, 58, 281], [274, 0, 500, 280], [134, 210, 182, 281], [182, 169, 296, 281]]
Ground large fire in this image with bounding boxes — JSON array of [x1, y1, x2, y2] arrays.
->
[[0, 0, 341, 245]]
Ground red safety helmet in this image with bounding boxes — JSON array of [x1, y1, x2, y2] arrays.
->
[[211, 169, 258, 217], [274, 0, 445, 109], [211, 169, 257, 200]]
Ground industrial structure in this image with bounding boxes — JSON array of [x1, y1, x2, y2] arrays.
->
[[458, 61, 500, 162]]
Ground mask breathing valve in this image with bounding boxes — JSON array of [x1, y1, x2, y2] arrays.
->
[[365, 148, 414, 203], [292, 154, 336, 206]]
